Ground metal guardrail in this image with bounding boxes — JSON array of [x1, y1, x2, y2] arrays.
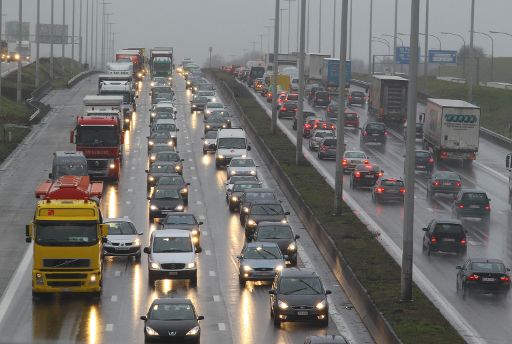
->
[[67, 69, 101, 88]]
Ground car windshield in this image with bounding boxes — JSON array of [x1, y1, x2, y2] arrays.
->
[[76, 126, 119, 146], [155, 113, 173, 120], [157, 175, 185, 185], [323, 139, 337, 146], [251, 204, 284, 215], [151, 132, 172, 139], [352, 91, 365, 97], [207, 114, 225, 123], [207, 103, 224, 109], [434, 172, 459, 180], [54, 162, 88, 178], [381, 179, 404, 186], [287, 94, 299, 100], [345, 152, 366, 158], [218, 138, 246, 149], [471, 262, 506, 273], [434, 223, 463, 235], [230, 159, 255, 167], [165, 215, 196, 225], [279, 277, 324, 295], [195, 97, 208, 103], [35, 220, 98, 246], [149, 164, 174, 173], [154, 124, 176, 132], [257, 226, 294, 239], [153, 236, 192, 253], [228, 176, 258, 184], [416, 151, 430, 158], [199, 91, 215, 96], [345, 113, 358, 120], [106, 221, 137, 235], [367, 123, 385, 130], [356, 164, 380, 172], [149, 303, 196, 321], [205, 131, 217, 139], [244, 245, 282, 259], [233, 183, 261, 192], [154, 188, 180, 199], [246, 192, 275, 201], [462, 193, 488, 201], [315, 131, 334, 138], [155, 152, 180, 162], [211, 111, 230, 117]]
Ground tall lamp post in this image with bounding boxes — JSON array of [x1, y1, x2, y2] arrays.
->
[[284, 0, 295, 54], [441, 31, 466, 77], [368, 0, 373, 75], [16, 0, 22, 103], [271, 0, 280, 134], [279, 8, 287, 53]]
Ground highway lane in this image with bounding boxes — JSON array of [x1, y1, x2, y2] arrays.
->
[[242, 82, 512, 344], [0, 74, 373, 344]]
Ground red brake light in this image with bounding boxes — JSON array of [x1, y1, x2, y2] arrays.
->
[[467, 274, 480, 281], [363, 159, 369, 164], [355, 171, 361, 178], [399, 187, 406, 193], [500, 276, 510, 283], [362, 131, 368, 136], [455, 181, 462, 187], [348, 96, 352, 100], [378, 171, 384, 177], [440, 151, 449, 159], [460, 239, 467, 245], [342, 159, 348, 165], [384, 131, 388, 136], [305, 124, 311, 129], [433, 181, 440, 186], [376, 187, 384, 193], [458, 204, 464, 209], [430, 236, 438, 244], [281, 107, 287, 111], [484, 205, 490, 211], [428, 158, 434, 163]]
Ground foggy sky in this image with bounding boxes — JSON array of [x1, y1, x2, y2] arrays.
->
[[3, 0, 512, 66]]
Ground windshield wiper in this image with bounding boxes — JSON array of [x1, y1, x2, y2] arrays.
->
[[283, 287, 309, 295]]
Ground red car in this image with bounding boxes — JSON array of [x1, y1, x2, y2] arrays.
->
[[344, 110, 359, 128]]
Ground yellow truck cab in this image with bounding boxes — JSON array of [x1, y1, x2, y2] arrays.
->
[[26, 199, 108, 297]]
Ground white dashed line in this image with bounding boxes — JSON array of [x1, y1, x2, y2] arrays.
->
[[130, 176, 135, 180], [188, 158, 193, 162], [209, 271, 216, 277], [105, 324, 114, 332], [202, 231, 208, 236], [218, 323, 226, 331], [190, 167, 195, 170], [196, 201, 202, 205], [127, 189, 133, 192], [111, 295, 118, 302], [131, 166, 136, 170], [114, 271, 121, 277], [213, 295, 221, 302], [126, 201, 131, 205], [192, 176, 197, 180], [205, 250, 211, 256], [199, 215, 205, 220]]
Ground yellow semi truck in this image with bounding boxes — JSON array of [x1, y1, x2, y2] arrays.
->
[[26, 176, 108, 297]]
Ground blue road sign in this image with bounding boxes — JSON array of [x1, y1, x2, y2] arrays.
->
[[396, 47, 410, 65], [429, 50, 457, 64]]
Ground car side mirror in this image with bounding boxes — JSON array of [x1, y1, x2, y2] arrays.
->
[[247, 145, 251, 151], [140, 315, 147, 321], [422, 227, 428, 231], [147, 197, 151, 200], [325, 290, 332, 295], [181, 159, 185, 161], [284, 211, 290, 215], [201, 137, 204, 140], [138, 232, 143, 236], [268, 289, 276, 295], [507, 268, 511, 272], [236, 255, 242, 260], [187, 182, 191, 186], [145, 169, 149, 173], [198, 222, 203, 225], [195, 247, 202, 253], [197, 315, 205, 321], [48, 172, 53, 179], [295, 235, 300, 239], [456, 265, 462, 270], [143, 247, 150, 254]]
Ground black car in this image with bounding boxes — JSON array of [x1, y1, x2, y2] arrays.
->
[[269, 269, 331, 327], [210, 110, 232, 128], [313, 91, 330, 107], [350, 164, 383, 189], [227, 181, 262, 211], [453, 189, 491, 221], [422, 219, 467, 256], [347, 90, 366, 106], [204, 113, 230, 133], [278, 101, 298, 119], [146, 163, 183, 193], [360, 121, 387, 144], [152, 151, 184, 174], [252, 222, 300, 266], [155, 173, 190, 204], [244, 201, 290, 240], [456, 258, 510, 298], [317, 138, 337, 160], [148, 186, 185, 222], [305, 335, 350, 344], [149, 145, 175, 164], [404, 122, 424, 140], [427, 171, 462, 198], [239, 189, 278, 225], [161, 213, 203, 249], [147, 131, 174, 151], [308, 86, 325, 104], [191, 96, 209, 112], [292, 112, 316, 131], [141, 298, 204, 343], [372, 177, 405, 203], [414, 150, 434, 174]]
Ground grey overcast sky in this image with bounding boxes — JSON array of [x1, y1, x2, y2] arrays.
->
[[3, 0, 512, 65]]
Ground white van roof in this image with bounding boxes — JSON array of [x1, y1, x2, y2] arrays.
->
[[218, 128, 246, 138]]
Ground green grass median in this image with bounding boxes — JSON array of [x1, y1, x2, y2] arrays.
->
[[212, 69, 465, 344]]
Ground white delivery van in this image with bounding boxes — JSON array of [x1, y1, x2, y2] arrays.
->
[[215, 128, 251, 169]]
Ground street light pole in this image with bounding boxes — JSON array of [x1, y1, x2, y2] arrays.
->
[[0, 0, 3, 98], [402, 0, 420, 302], [284, 0, 295, 54], [296, 0, 306, 165], [79, 0, 82, 64], [334, 0, 349, 215], [332, 0, 336, 57], [85, 0, 88, 65], [423, 0, 429, 77], [440, 32, 466, 77], [95, 0, 98, 68], [393, 0, 398, 74], [468, 0, 475, 102], [318, 0, 322, 53], [71, 0, 75, 60], [368, 0, 373, 75], [306, 0, 310, 51], [348, 0, 353, 60], [50, 0, 55, 78], [279, 8, 287, 53], [62, 0, 65, 58], [271, 0, 280, 134], [35, 0, 40, 87], [16, 0, 22, 103]]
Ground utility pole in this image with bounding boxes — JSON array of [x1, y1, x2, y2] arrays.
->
[[50, 0, 54, 78], [318, 0, 322, 53], [71, 0, 75, 60], [368, 0, 373, 75], [85, 0, 88, 65], [16, 0, 22, 103], [334, 0, 349, 214], [61, 0, 65, 58], [79, 0, 82, 64], [402, 0, 420, 302], [259, 33, 264, 59], [475, 32, 494, 82], [95, 0, 98, 68], [0, 0, 3, 98], [296, 0, 306, 165], [468, 0, 475, 102], [393, 0, 398, 74], [306, 0, 310, 51], [90, 0, 94, 66], [423, 0, 429, 78], [271, 0, 280, 134], [348, 0, 352, 60], [279, 8, 287, 53], [209, 46, 212, 68], [35, 0, 40, 87], [332, 0, 336, 57]]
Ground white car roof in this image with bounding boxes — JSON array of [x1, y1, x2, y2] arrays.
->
[[153, 229, 191, 238]]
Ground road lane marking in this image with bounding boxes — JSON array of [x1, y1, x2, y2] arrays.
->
[[105, 324, 114, 332], [213, 295, 221, 302], [218, 323, 226, 331], [190, 166, 195, 170], [127, 189, 133, 192], [209, 271, 216, 277], [192, 176, 197, 180], [126, 201, 131, 205], [199, 215, 205, 220], [111, 295, 118, 302], [114, 271, 121, 277], [196, 201, 202, 205], [205, 250, 211, 256], [202, 231, 208, 236]]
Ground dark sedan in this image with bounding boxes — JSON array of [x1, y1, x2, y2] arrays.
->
[[204, 113, 230, 133], [278, 101, 298, 119], [292, 112, 316, 131], [244, 201, 290, 240], [190, 96, 209, 112], [239, 189, 278, 225], [350, 164, 383, 189], [360, 122, 387, 145], [347, 90, 366, 106], [152, 151, 184, 174], [414, 150, 434, 174], [149, 145, 175, 164], [141, 298, 204, 343], [147, 131, 174, 151], [404, 122, 424, 140], [456, 258, 510, 298], [146, 163, 183, 193], [427, 171, 462, 198], [422, 219, 467, 256], [270, 269, 331, 327], [252, 222, 300, 266], [317, 138, 337, 160], [372, 177, 405, 203], [210, 110, 232, 128], [313, 91, 330, 108], [227, 181, 262, 211], [155, 174, 190, 204], [148, 186, 185, 222], [161, 213, 203, 249], [453, 189, 491, 221]]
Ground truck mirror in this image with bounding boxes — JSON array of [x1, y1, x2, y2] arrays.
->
[[506, 154, 512, 170], [100, 224, 109, 238], [70, 129, 75, 144], [120, 135, 124, 145], [25, 224, 32, 243], [48, 173, 53, 179]]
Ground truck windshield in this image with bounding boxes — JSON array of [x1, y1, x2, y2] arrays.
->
[[76, 126, 119, 146], [36, 220, 98, 246], [218, 138, 246, 149], [54, 163, 88, 179]]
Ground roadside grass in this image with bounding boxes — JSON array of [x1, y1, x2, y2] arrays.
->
[[0, 97, 30, 123], [213, 69, 465, 344], [0, 126, 30, 163]]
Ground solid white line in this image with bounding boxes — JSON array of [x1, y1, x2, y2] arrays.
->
[[105, 324, 114, 332], [111, 295, 118, 302], [209, 271, 216, 277], [202, 231, 208, 236], [205, 250, 212, 256], [0, 245, 31, 326], [218, 323, 226, 331]]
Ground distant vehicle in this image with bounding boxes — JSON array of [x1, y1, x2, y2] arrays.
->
[[414, 150, 434, 174], [226, 157, 258, 178], [372, 177, 405, 203], [251, 222, 300, 266], [350, 164, 383, 189], [238, 188, 277, 225], [309, 129, 335, 151], [347, 90, 366, 106], [140, 298, 204, 343], [278, 101, 298, 119], [342, 151, 369, 172], [312, 91, 330, 108], [427, 171, 462, 198], [201, 130, 218, 154], [317, 138, 337, 160], [452, 189, 491, 221], [422, 219, 467, 257], [368, 75, 408, 122], [456, 258, 510, 299], [148, 186, 185, 222], [360, 121, 387, 145], [49, 151, 88, 181]]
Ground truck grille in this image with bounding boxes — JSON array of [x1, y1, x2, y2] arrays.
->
[[160, 263, 185, 270], [87, 159, 108, 171], [47, 281, 83, 287], [46, 273, 87, 279], [43, 259, 90, 268]]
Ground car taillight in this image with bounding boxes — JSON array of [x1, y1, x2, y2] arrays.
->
[[378, 171, 384, 177], [355, 171, 361, 178], [305, 124, 311, 129], [460, 239, 467, 245], [467, 274, 480, 281], [376, 187, 384, 193], [349, 96, 352, 100], [362, 131, 368, 136], [440, 151, 449, 159], [458, 204, 464, 209], [433, 181, 440, 186], [428, 158, 434, 163], [363, 159, 369, 164], [430, 236, 438, 244], [484, 205, 490, 211], [281, 107, 287, 111], [399, 187, 406, 193], [455, 181, 462, 187], [294, 108, 298, 112], [384, 131, 388, 136], [342, 159, 348, 166], [500, 276, 510, 283]]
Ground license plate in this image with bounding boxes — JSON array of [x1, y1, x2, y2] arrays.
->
[[364, 175, 374, 178], [417, 165, 425, 169], [168, 272, 178, 276], [469, 205, 480, 209], [371, 133, 380, 136], [297, 311, 308, 316], [482, 277, 495, 282], [115, 247, 130, 250], [443, 238, 455, 242], [443, 182, 452, 186]]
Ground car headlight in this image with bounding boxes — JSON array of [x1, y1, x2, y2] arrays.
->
[[138, 72, 142, 77], [150, 155, 156, 161], [151, 112, 156, 117], [145, 326, 159, 336], [218, 155, 225, 159], [186, 325, 200, 336], [150, 262, 160, 269], [148, 176, 155, 182], [148, 141, 154, 146], [168, 141, 174, 146], [243, 207, 249, 213], [278, 300, 288, 310], [124, 118, 130, 123], [231, 196, 238, 202], [275, 265, 283, 271], [175, 204, 184, 211], [186, 262, 196, 269], [194, 87, 198, 91], [150, 205, 158, 211], [230, 170, 236, 176], [250, 170, 256, 175], [204, 140, 209, 145], [206, 124, 211, 129], [187, 81, 191, 85], [133, 238, 141, 246], [316, 299, 327, 310], [247, 219, 256, 226], [150, 82, 155, 87], [243, 265, 252, 272], [281, 219, 288, 224], [287, 243, 296, 251], [180, 187, 188, 194], [109, 163, 116, 169], [212, 97, 216, 102], [175, 165, 181, 171], [222, 124, 226, 128], [89, 274, 97, 283]]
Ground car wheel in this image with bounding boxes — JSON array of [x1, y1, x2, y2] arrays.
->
[[320, 318, 329, 327], [229, 204, 235, 212], [190, 274, 197, 287], [239, 277, 246, 287], [203, 149, 207, 155], [422, 242, 427, 253], [273, 316, 281, 328], [456, 278, 460, 292], [427, 246, 431, 256]]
